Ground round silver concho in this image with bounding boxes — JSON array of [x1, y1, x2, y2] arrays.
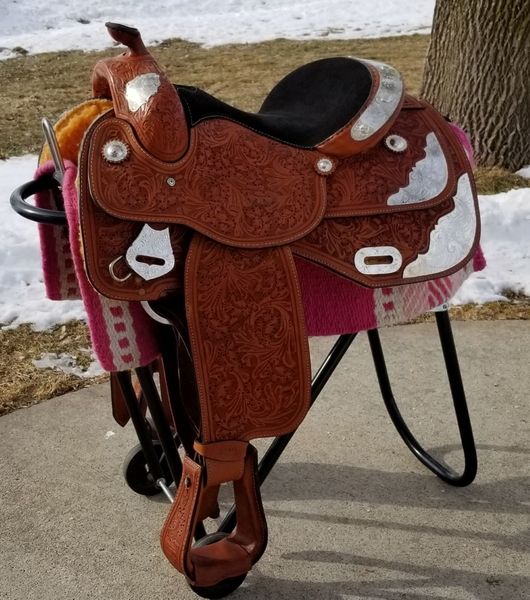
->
[[316, 157, 334, 174], [102, 140, 129, 163], [384, 134, 408, 153]]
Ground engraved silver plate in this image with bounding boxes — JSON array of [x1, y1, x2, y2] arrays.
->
[[387, 132, 448, 205], [102, 140, 129, 163], [125, 73, 161, 112], [354, 246, 403, 275], [125, 224, 175, 281], [350, 59, 404, 141], [403, 173, 477, 278]]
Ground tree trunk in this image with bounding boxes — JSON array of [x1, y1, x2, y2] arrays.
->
[[421, 0, 530, 170]]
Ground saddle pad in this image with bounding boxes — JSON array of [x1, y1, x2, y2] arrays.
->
[[36, 160, 160, 372]]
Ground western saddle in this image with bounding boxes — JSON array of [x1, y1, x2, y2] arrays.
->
[[40, 22, 481, 596]]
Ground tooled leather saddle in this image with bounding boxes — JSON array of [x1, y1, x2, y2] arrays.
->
[[76, 23, 479, 591]]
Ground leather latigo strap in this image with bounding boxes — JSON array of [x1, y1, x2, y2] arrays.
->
[[110, 360, 174, 429], [161, 445, 267, 587], [110, 372, 133, 426]]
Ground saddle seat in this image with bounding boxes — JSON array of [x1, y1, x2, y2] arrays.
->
[[177, 56, 374, 148]]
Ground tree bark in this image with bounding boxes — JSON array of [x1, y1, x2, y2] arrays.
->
[[421, 0, 530, 170]]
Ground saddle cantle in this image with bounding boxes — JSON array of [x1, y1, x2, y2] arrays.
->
[[66, 22, 479, 591]]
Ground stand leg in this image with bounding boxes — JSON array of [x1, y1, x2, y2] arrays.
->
[[132, 366, 207, 540], [135, 366, 183, 488], [116, 371, 166, 484], [368, 310, 477, 486]]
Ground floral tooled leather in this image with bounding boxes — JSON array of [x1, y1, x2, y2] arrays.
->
[[78, 131, 190, 301], [292, 103, 480, 287], [87, 115, 327, 248], [184, 234, 311, 442], [292, 198, 455, 287], [324, 104, 455, 217], [92, 51, 188, 162]]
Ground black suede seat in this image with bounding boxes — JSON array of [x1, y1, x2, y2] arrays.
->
[[176, 57, 373, 148]]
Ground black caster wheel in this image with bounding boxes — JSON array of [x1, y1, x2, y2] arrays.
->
[[123, 442, 173, 496], [188, 532, 247, 599]]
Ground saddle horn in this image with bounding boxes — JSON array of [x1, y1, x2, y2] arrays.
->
[[105, 22, 148, 56], [91, 23, 189, 162]]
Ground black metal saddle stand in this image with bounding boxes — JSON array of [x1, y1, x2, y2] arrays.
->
[[119, 309, 477, 538], [11, 171, 478, 544]]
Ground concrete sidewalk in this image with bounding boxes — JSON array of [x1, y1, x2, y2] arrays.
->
[[1, 321, 529, 600]]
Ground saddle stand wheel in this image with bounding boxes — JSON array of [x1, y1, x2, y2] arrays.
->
[[122, 441, 173, 496], [116, 370, 183, 501], [188, 533, 248, 599]]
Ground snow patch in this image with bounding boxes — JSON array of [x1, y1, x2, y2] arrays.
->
[[0, 0, 435, 59], [32, 352, 104, 378], [453, 187, 530, 303], [515, 165, 530, 179]]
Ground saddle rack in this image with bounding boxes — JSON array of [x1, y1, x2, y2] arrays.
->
[[12, 174, 477, 597]]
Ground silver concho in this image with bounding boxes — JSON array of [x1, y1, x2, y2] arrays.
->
[[350, 59, 404, 142], [316, 157, 334, 174], [102, 140, 129, 164], [125, 224, 175, 281], [385, 134, 408, 153], [354, 246, 403, 275]]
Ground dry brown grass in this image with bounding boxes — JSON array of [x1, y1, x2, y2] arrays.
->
[[0, 35, 429, 158], [0, 321, 106, 416], [474, 167, 529, 195], [411, 298, 530, 323], [0, 35, 528, 415]]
